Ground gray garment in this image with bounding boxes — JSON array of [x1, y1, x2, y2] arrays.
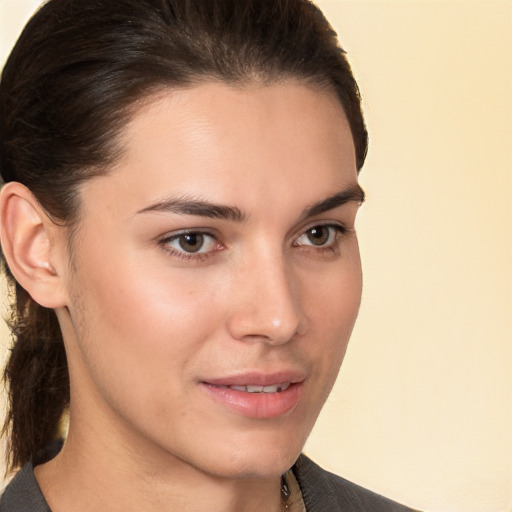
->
[[0, 462, 51, 512], [293, 456, 418, 512], [0, 446, 418, 512]]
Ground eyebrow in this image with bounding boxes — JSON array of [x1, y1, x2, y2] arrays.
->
[[303, 184, 365, 218], [136, 184, 365, 222], [137, 196, 247, 222]]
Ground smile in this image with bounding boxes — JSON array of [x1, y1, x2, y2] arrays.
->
[[202, 380, 303, 418], [215, 382, 291, 393]]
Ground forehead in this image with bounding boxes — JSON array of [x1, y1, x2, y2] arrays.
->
[[80, 81, 357, 219]]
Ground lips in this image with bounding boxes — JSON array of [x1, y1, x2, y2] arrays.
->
[[201, 372, 305, 418]]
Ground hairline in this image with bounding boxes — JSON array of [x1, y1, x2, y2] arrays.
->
[[62, 75, 354, 262]]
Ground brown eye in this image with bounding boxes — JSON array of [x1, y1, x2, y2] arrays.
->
[[178, 233, 204, 253], [305, 226, 330, 246], [294, 224, 343, 249], [163, 232, 218, 256]]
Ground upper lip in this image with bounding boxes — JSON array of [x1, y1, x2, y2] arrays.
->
[[203, 370, 306, 387]]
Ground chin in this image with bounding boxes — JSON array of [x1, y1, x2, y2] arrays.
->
[[208, 452, 299, 480], [200, 426, 309, 479]]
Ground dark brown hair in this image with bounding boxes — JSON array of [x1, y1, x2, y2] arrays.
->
[[0, 0, 367, 472]]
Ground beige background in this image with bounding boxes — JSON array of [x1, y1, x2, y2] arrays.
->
[[1, 1, 511, 511]]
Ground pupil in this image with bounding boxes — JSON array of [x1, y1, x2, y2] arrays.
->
[[307, 226, 329, 245], [179, 233, 203, 252]]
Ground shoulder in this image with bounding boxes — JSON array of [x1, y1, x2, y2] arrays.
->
[[0, 463, 51, 512], [0, 441, 61, 512], [293, 454, 420, 512]]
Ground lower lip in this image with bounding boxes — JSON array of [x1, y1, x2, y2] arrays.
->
[[200, 382, 303, 419]]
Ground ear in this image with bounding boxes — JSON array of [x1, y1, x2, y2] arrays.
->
[[0, 182, 69, 309]]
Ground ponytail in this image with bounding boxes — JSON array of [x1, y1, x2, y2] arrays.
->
[[2, 278, 69, 473]]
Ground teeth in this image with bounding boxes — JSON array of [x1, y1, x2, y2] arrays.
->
[[247, 385, 264, 393], [227, 382, 291, 393], [230, 385, 249, 392]]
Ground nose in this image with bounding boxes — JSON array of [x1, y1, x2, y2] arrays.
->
[[226, 254, 309, 345]]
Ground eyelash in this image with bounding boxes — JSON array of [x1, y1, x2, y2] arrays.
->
[[292, 223, 347, 254], [159, 223, 348, 262], [159, 230, 221, 261]]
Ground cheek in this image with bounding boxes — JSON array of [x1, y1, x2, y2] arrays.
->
[[68, 246, 227, 395], [67, 256, 232, 442], [307, 247, 362, 332], [303, 251, 362, 380], [80, 246, 218, 336], [289, 262, 361, 438]]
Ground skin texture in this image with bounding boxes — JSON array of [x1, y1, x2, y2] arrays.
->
[[20, 82, 363, 511]]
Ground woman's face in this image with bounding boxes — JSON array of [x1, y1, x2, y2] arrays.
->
[[59, 82, 363, 479]]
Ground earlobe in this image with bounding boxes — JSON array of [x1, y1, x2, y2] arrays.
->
[[0, 182, 68, 309]]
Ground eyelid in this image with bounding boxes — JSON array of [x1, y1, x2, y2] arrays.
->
[[294, 220, 348, 240], [159, 228, 223, 260], [292, 222, 350, 254], [161, 226, 215, 236]]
